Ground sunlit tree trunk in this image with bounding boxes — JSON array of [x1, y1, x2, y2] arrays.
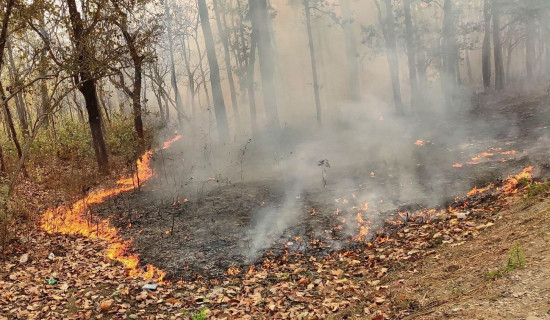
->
[[198, 0, 229, 140]]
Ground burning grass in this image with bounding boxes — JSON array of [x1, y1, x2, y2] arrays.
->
[[40, 135, 181, 283]]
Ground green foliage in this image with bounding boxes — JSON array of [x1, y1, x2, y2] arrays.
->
[[191, 308, 208, 320], [484, 243, 525, 281], [505, 243, 525, 271], [526, 181, 550, 198]]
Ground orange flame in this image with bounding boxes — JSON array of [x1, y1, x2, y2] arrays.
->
[[40, 135, 182, 283], [414, 140, 425, 146], [467, 184, 494, 197]]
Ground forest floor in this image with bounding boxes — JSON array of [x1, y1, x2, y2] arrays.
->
[[1, 91, 550, 319]]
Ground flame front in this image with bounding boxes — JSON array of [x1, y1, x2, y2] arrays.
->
[[40, 135, 182, 283]]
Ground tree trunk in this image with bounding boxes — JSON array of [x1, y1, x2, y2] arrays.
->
[[340, 0, 361, 101], [493, 0, 504, 90], [249, 0, 280, 131], [304, 0, 322, 125], [0, 141, 5, 173], [213, 0, 241, 127], [403, 0, 418, 110], [376, 0, 403, 115], [164, 0, 185, 122], [181, 35, 196, 118], [66, 0, 109, 173], [526, 18, 536, 81], [248, 33, 258, 135], [0, 85, 25, 177], [192, 31, 212, 115], [198, 0, 229, 140], [465, 42, 473, 84], [442, 0, 458, 108], [6, 42, 30, 136]]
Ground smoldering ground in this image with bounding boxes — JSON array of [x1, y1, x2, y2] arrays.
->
[[86, 91, 550, 280]]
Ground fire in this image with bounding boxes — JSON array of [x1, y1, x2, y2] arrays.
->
[[452, 163, 463, 168], [500, 166, 533, 194], [467, 184, 494, 197], [227, 267, 241, 276], [414, 140, 425, 146], [40, 135, 182, 283], [500, 150, 517, 155], [354, 213, 370, 242]]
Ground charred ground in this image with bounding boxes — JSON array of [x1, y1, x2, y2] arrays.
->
[[92, 92, 550, 280]]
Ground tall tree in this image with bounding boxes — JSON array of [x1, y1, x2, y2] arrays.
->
[[340, 0, 360, 101], [0, 0, 16, 174], [303, 0, 322, 125], [482, 0, 492, 89], [110, 1, 158, 146], [441, 0, 458, 107], [164, 0, 186, 122], [375, 0, 403, 115], [197, 0, 229, 140], [212, 0, 241, 127], [403, 0, 418, 109], [65, 0, 109, 173], [249, 0, 280, 131], [493, 0, 504, 90]]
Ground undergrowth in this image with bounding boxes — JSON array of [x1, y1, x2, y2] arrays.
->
[[0, 112, 159, 254], [484, 243, 526, 280]]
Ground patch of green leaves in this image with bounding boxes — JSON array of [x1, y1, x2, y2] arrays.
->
[[191, 308, 208, 320], [484, 243, 525, 281]]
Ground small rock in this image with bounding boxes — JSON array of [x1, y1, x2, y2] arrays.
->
[[451, 306, 463, 312], [129, 315, 139, 319], [456, 212, 468, 219], [142, 283, 158, 291], [19, 253, 29, 264], [47, 253, 55, 260]]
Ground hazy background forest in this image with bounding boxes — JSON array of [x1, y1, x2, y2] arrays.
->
[[2, 0, 550, 274]]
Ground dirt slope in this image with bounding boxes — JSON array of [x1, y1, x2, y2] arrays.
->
[[342, 196, 550, 320]]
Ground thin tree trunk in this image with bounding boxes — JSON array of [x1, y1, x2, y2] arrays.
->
[[248, 33, 258, 135], [526, 18, 536, 81], [213, 0, 241, 127], [304, 0, 322, 125], [375, 0, 403, 115], [340, 0, 361, 101], [181, 35, 196, 118], [198, 0, 229, 140], [0, 85, 25, 176], [442, 0, 458, 108], [493, 0, 504, 90], [164, 0, 185, 122], [403, 0, 418, 110], [249, 0, 280, 131], [66, 0, 109, 173], [0, 141, 5, 173], [6, 42, 29, 136], [465, 42, 473, 84]]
